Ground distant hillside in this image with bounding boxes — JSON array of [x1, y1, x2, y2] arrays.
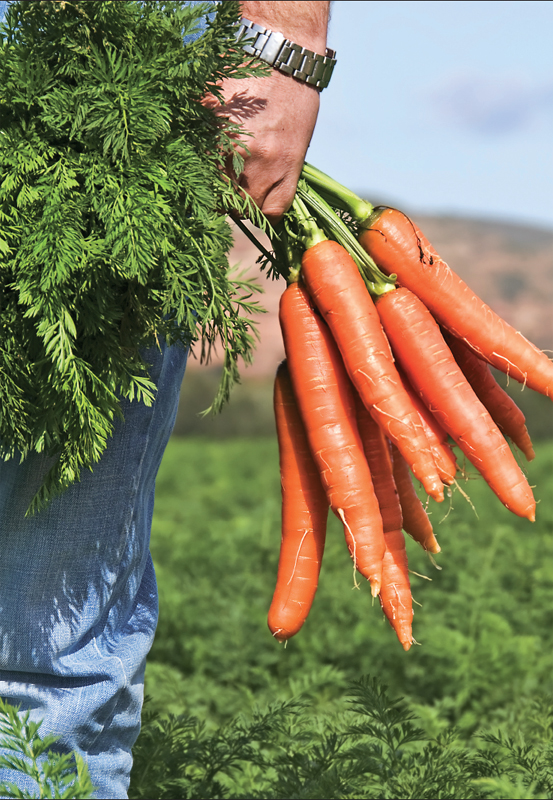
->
[[176, 213, 552, 440], [186, 213, 553, 377], [409, 214, 553, 353]]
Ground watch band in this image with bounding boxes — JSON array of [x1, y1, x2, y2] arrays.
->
[[235, 17, 336, 91]]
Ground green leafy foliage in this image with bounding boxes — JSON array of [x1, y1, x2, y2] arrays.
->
[[130, 676, 553, 799], [129, 696, 302, 800], [131, 436, 553, 796], [0, 698, 94, 798], [1, 671, 552, 799], [144, 438, 553, 727], [0, 1, 266, 512]]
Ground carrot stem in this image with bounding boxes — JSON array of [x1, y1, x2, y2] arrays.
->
[[271, 224, 304, 284], [302, 162, 373, 222], [291, 195, 327, 250], [233, 217, 276, 266], [296, 182, 396, 296]]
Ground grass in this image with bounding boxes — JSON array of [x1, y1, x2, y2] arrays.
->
[[144, 437, 553, 734], [127, 436, 553, 797]]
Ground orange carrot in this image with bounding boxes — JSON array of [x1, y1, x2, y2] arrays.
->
[[379, 530, 414, 652], [359, 208, 553, 398], [396, 366, 458, 485], [268, 362, 329, 641], [391, 443, 440, 553], [356, 398, 413, 650], [300, 238, 444, 503], [376, 287, 536, 521], [355, 396, 402, 533], [445, 333, 535, 461], [279, 282, 386, 595]]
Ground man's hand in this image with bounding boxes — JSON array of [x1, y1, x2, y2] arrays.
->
[[209, 1, 331, 225]]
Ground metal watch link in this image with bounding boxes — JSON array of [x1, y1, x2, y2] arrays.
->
[[235, 17, 336, 91]]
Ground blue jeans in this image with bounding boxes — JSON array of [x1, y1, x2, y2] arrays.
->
[[0, 341, 188, 798]]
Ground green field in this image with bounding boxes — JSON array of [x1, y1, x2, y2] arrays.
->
[[129, 436, 553, 798]]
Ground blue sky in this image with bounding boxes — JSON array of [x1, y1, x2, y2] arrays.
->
[[2, 0, 551, 227], [308, 1, 553, 228]]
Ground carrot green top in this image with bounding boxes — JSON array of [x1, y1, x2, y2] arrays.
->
[[0, 0, 266, 512]]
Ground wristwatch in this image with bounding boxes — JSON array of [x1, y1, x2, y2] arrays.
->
[[235, 17, 337, 91]]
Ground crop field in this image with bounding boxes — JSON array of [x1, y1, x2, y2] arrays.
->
[[129, 435, 553, 798]]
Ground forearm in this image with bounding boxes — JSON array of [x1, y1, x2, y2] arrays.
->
[[209, 1, 332, 222], [239, 1, 330, 52]]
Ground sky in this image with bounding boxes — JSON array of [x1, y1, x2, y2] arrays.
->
[[307, 1, 553, 228], [1, 0, 551, 228]]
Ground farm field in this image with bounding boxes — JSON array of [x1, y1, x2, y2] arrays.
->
[[130, 435, 553, 798]]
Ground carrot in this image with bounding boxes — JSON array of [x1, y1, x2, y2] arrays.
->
[[300, 238, 444, 503], [445, 333, 535, 462], [279, 282, 386, 595], [376, 287, 536, 521], [268, 361, 329, 641], [396, 366, 458, 485], [359, 208, 553, 399], [356, 398, 413, 650], [379, 530, 414, 652], [391, 443, 440, 553], [355, 397, 402, 535]]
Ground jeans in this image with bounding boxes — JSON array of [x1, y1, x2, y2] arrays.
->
[[0, 3, 213, 796], [0, 341, 189, 798]]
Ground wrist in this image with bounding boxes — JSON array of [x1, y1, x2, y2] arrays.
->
[[236, 3, 335, 93], [239, 1, 329, 54]]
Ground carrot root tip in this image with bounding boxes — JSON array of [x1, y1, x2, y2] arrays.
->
[[370, 579, 381, 598], [409, 569, 432, 581], [270, 627, 291, 643]]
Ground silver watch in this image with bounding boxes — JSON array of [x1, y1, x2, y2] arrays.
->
[[235, 17, 336, 91]]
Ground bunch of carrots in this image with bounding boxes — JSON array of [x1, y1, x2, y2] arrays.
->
[[250, 164, 552, 651]]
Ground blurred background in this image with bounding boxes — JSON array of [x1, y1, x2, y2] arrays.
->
[[309, 0, 553, 227], [178, 0, 553, 441]]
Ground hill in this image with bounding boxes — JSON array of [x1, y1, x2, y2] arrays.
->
[[187, 213, 553, 376], [175, 213, 553, 438]]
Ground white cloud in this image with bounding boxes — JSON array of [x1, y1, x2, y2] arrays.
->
[[431, 75, 553, 135]]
